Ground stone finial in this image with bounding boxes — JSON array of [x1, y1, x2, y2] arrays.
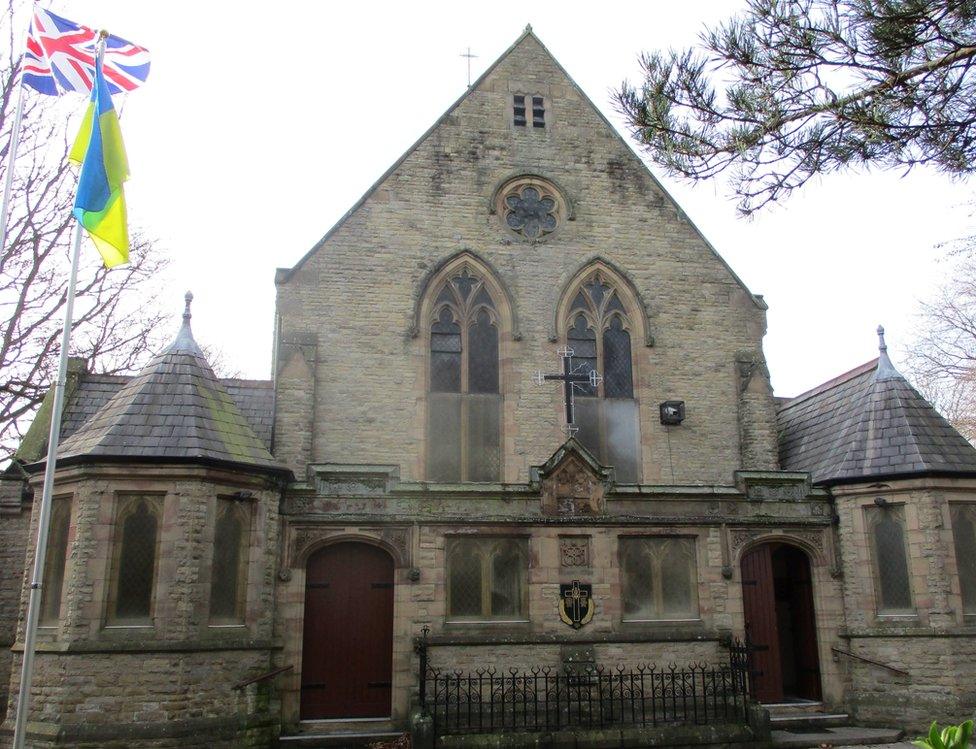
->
[[524, 23, 533, 33], [875, 324, 900, 381], [167, 290, 203, 355]]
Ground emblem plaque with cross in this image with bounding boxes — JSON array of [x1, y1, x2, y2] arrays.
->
[[558, 580, 594, 629]]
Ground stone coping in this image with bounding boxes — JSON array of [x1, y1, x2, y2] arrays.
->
[[425, 629, 726, 647], [283, 512, 835, 527], [839, 626, 976, 639], [10, 637, 282, 654]]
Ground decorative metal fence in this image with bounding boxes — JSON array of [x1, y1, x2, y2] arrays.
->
[[416, 630, 754, 738]]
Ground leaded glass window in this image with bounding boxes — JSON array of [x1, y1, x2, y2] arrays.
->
[[428, 267, 501, 482], [564, 272, 639, 482], [209, 498, 251, 624], [950, 503, 976, 616], [865, 504, 914, 615], [620, 537, 699, 620], [108, 496, 161, 624], [447, 537, 527, 620], [40, 498, 72, 625]]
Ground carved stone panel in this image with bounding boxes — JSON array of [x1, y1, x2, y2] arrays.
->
[[559, 536, 591, 568], [541, 454, 606, 516]]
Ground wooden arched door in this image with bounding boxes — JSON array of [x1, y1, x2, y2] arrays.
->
[[301, 542, 394, 719], [741, 543, 822, 703]]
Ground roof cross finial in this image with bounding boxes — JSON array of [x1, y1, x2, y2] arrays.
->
[[183, 291, 193, 323], [460, 47, 478, 87]]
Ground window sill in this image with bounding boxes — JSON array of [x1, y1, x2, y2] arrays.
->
[[207, 623, 247, 629], [620, 617, 703, 625], [445, 619, 531, 626], [103, 624, 154, 630]]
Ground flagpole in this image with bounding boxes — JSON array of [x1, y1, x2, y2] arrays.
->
[[10, 221, 83, 749], [0, 34, 30, 256], [11, 29, 108, 745]]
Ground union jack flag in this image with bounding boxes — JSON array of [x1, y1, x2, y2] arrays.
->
[[23, 8, 150, 96]]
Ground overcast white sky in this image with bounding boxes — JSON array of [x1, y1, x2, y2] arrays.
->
[[33, 1, 974, 398]]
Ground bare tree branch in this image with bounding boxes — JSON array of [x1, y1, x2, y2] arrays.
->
[[907, 252, 976, 443], [0, 0, 170, 460]]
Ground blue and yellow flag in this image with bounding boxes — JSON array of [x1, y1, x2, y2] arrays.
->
[[69, 55, 130, 268]]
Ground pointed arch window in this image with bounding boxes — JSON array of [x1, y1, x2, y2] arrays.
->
[[107, 495, 162, 624], [950, 503, 976, 617], [428, 267, 501, 482], [564, 271, 640, 482], [209, 498, 252, 624], [40, 497, 72, 625], [865, 504, 914, 615]]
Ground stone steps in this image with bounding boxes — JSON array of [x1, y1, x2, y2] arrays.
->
[[278, 730, 404, 748], [770, 711, 851, 729], [771, 725, 905, 748]]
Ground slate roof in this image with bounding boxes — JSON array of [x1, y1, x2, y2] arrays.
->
[[59, 375, 275, 448], [48, 297, 286, 475], [777, 335, 976, 485]]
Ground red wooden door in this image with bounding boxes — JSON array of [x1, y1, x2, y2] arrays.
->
[[301, 543, 394, 719], [741, 545, 783, 703]]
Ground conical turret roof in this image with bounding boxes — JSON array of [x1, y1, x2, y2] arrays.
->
[[53, 293, 287, 474], [778, 327, 976, 485]]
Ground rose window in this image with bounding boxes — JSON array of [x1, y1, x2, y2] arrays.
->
[[504, 186, 558, 239]]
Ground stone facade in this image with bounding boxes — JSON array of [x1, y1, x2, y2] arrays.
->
[[832, 478, 976, 728], [272, 32, 770, 489], [0, 475, 30, 725], [1, 26, 975, 749], [2, 464, 285, 747]]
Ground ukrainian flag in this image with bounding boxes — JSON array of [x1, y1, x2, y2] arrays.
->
[[69, 56, 129, 268]]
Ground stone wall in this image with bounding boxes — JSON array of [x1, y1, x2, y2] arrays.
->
[[1, 463, 284, 748], [833, 478, 976, 730], [0, 475, 30, 722], [274, 32, 774, 488]]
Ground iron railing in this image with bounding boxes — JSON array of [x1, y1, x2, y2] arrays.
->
[[416, 629, 754, 738]]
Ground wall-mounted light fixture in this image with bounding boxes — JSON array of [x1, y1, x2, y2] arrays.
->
[[659, 400, 685, 426]]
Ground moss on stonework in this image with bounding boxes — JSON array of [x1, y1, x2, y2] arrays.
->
[[196, 381, 270, 462], [14, 360, 84, 464]]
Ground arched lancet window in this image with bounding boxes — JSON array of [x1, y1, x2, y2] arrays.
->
[[865, 504, 914, 615], [108, 496, 161, 624], [951, 504, 976, 616], [563, 270, 640, 482], [209, 498, 252, 624], [40, 498, 72, 625], [427, 266, 501, 482]]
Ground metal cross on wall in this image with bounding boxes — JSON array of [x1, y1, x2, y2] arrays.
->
[[535, 347, 602, 436]]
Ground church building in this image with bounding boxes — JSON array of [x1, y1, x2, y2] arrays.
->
[[1, 27, 975, 749]]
